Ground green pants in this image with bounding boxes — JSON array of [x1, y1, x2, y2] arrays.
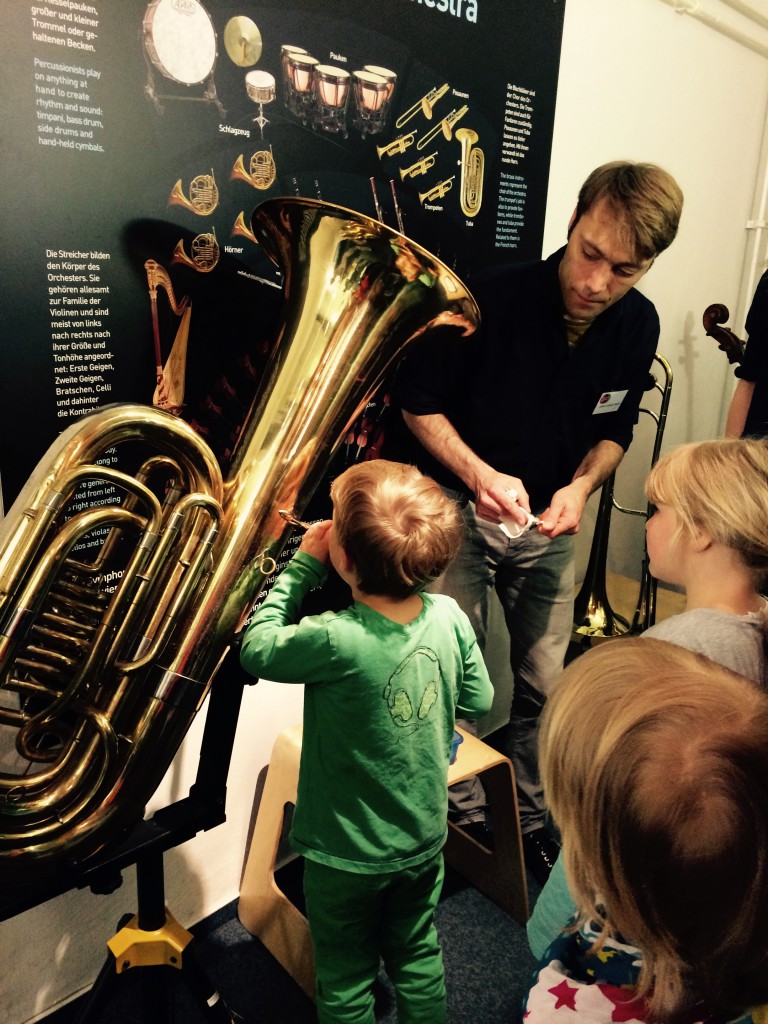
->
[[303, 852, 447, 1024]]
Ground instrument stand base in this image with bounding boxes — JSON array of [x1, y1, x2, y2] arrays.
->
[[74, 849, 236, 1024]]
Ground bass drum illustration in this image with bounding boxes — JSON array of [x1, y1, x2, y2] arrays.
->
[[144, 0, 216, 85]]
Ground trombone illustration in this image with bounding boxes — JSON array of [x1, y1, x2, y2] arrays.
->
[[394, 83, 449, 129], [417, 104, 468, 151]]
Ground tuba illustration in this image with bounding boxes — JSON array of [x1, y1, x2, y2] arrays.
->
[[455, 128, 484, 218], [0, 197, 479, 881]]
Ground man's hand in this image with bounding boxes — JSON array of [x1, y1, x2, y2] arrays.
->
[[473, 469, 531, 526], [299, 520, 333, 564], [537, 479, 592, 538]]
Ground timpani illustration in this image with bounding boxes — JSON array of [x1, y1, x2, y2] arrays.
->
[[142, 0, 224, 116], [245, 69, 276, 137], [282, 46, 318, 121], [313, 65, 351, 136], [352, 66, 397, 136]]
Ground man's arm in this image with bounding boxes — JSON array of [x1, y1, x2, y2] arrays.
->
[[401, 410, 530, 526], [538, 439, 624, 539], [724, 378, 754, 437]]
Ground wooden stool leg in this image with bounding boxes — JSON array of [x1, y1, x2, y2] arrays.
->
[[238, 726, 315, 998], [445, 730, 529, 924]]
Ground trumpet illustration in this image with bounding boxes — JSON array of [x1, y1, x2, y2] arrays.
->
[[417, 104, 468, 151], [376, 131, 416, 159], [455, 127, 484, 218], [399, 152, 437, 181], [168, 171, 219, 216], [231, 148, 277, 190], [172, 230, 220, 273], [395, 83, 449, 129], [418, 176, 455, 205]]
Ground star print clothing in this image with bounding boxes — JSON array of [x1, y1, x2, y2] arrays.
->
[[240, 550, 494, 873], [524, 921, 667, 1024]]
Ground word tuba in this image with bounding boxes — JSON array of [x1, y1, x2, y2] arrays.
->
[[0, 197, 479, 882]]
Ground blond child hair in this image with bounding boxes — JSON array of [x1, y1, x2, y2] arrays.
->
[[540, 637, 768, 1024], [645, 437, 768, 582], [330, 459, 463, 597]]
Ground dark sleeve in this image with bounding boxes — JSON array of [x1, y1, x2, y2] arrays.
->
[[737, 272, 768, 382], [393, 329, 469, 416]]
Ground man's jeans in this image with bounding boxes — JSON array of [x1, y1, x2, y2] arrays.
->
[[431, 495, 575, 834]]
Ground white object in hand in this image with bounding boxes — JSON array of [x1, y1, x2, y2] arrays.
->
[[499, 487, 540, 539]]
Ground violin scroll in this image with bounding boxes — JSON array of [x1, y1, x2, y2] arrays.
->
[[703, 303, 745, 365]]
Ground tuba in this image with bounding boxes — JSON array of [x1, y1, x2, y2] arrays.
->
[[0, 197, 479, 882]]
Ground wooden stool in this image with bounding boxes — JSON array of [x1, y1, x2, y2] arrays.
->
[[445, 727, 528, 924], [238, 724, 315, 997], [238, 724, 528, 996]]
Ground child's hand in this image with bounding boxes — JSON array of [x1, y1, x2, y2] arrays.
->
[[299, 520, 332, 564]]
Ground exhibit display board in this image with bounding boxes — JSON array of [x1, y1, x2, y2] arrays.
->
[[0, 0, 565, 512]]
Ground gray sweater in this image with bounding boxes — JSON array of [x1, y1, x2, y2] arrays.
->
[[643, 601, 768, 688]]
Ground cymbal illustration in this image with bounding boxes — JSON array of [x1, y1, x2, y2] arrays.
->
[[224, 16, 262, 67]]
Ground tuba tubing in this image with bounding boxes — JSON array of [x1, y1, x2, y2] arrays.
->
[[0, 197, 479, 880]]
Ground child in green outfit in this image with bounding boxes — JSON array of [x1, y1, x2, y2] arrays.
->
[[240, 459, 493, 1024]]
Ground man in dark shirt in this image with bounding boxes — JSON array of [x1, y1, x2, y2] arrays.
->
[[393, 161, 684, 883], [726, 269, 768, 439]]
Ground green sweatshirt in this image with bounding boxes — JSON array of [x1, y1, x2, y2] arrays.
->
[[240, 551, 493, 874]]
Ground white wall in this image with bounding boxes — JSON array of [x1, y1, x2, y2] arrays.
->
[[547, 0, 768, 581], [4, 2, 768, 1022]]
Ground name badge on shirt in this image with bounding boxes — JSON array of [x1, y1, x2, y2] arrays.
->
[[592, 389, 628, 415]]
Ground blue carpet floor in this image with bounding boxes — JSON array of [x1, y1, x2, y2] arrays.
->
[[41, 863, 540, 1024]]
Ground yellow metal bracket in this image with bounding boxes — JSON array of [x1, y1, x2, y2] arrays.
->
[[107, 908, 193, 973]]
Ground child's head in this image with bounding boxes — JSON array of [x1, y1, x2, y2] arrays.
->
[[540, 637, 768, 1023], [329, 459, 463, 597], [644, 438, 768, 584]]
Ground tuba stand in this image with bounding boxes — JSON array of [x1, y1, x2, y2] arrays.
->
[[74, 849, 236, 1024], [0, 647, 249, 1022]]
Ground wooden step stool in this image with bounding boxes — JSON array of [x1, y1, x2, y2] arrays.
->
[[238, 724, 528, 996]]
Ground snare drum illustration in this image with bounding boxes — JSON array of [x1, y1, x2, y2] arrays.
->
[[352, 67, 397, 136], [245, 69, 276, 136], [313, 65, 350, 135], [142, 0, 224, 115]]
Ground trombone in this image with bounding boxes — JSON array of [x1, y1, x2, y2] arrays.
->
[[417, 105, 468, 150], [395, 83, 449, 128]]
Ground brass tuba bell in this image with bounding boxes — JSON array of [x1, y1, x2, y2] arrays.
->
[[0, 197, 479, 881]]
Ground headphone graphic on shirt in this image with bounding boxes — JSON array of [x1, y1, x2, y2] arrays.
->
[[382, 647, 441, 728]]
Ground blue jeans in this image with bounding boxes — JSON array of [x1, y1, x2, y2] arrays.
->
[[431, 496, 575, 833], [303, 853, 446, 1024]]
